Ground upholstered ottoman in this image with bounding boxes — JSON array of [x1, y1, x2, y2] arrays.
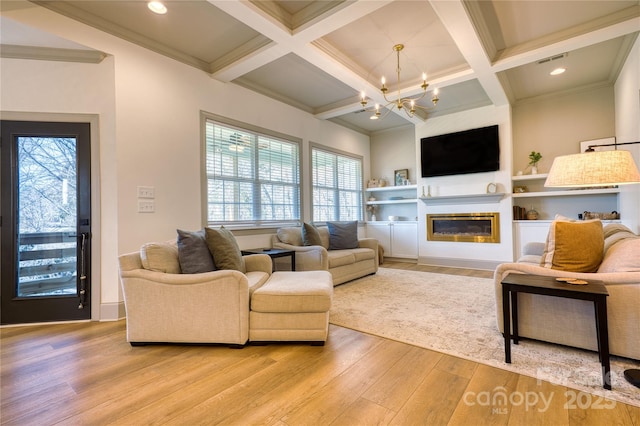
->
[[249, 271, 333, 344]]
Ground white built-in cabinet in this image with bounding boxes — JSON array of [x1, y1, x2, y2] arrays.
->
[[511, 173, 622, 260], [365, 185, 418, 259], [366, 222, 418, 259]]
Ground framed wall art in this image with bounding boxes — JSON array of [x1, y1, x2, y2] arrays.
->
[[394, 169, 409, 185]]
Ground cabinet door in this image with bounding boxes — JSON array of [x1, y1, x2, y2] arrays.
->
[[514, 222, 550, 260], [366, 223, 391, 256], [390, 223, 418, 258]]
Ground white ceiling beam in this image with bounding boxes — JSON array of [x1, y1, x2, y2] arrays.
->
[[429, 0, 509, 107], [207, 0, 294, 81], [293, 0, 392, 41], [209, 0, 390, 83], [492, 9, 640, 72]]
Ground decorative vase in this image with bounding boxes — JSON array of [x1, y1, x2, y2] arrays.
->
[[526, 208, 539, 220], [371, 214, 376, 222], [531, 166, 538, 174]]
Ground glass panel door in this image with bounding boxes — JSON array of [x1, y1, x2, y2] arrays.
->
[[17, 136, 81, 297], [1, 121, 91, 324]]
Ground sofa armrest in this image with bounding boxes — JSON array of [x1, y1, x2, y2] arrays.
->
[[120, 267, 248, 286], [494, 262, 640, 285], [358, 237, 379, 265], [119, 268, 250, 343], [243, 253, 273, 275], [271, 242, 329, 271], [358, 237, 378, 251]]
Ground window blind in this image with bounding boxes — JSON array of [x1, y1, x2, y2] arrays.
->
[[205, 119, 300, 225], [311, 146, 363, 222]]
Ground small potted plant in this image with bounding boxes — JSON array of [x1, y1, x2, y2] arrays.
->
[[528, 151, 542, 174]]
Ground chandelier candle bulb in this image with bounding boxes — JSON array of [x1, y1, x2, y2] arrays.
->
[[365, 44, 441, 121]]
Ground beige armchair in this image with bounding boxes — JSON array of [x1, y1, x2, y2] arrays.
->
[[118, 248, 272, 346]]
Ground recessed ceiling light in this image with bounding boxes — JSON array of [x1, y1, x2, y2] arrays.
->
[[550, 67, 566, 76], [148, 1, 167, 14]]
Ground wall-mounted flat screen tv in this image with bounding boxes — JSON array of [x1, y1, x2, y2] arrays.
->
[[420, 125, 500, 177]]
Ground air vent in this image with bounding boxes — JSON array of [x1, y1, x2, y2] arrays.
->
[[537, 53, 568, 65]]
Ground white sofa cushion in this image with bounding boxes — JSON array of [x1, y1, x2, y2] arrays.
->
[[598, 237, 640, 273], [140, 241, 181, 274]]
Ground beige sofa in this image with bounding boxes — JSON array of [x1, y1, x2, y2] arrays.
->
[[271, 226, 378, 285], [118, 243, 272, 345], [494, 223, 640, 360], [119, 240, 333, 346]]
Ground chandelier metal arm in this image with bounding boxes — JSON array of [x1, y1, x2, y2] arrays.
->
[[361, 44, 440, 121]]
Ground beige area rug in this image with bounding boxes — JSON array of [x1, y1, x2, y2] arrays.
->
[[329, 268, 640, 407]]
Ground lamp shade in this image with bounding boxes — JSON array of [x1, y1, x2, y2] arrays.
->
[[545, 150, 640, 187]]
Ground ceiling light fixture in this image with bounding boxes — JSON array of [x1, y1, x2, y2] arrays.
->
[[360, 44, 439, 121], [147, 1, 167, 14], [550, 67, 566, 76]]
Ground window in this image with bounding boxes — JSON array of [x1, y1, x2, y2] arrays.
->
[[204, 114, 301, 226], [311, 145, 363, 222]]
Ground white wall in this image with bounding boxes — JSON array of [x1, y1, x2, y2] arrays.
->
[[414, 105, 514, 268], [1, 5, 370, 320], [369, 125, 416, 184], [614, 36, 640, 234], [512, 85, 615, 174]]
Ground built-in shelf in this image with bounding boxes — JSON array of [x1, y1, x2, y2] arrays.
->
[[419, 193, 505, 205], [366, 184, 418, 206], [512, 173, 548, 181], [512, 188, 620, 198], [513, 219, 622, 224], [366, 184, 417, 192], [366, 199, 417, 205]]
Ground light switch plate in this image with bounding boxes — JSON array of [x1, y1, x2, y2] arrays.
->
[[137, 186, 155, 199], [138, 200, 155, 213]]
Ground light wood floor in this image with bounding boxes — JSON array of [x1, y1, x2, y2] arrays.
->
[[2, 263, 639, 425]]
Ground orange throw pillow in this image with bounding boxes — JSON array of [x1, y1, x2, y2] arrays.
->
[[540, 218, 604, 272]]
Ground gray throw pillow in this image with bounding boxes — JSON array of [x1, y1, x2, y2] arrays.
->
[[204, 226, 245, 272], [327, 221, 359, 250], [176, 229, 216, 274], [302, 222, 323, 246]]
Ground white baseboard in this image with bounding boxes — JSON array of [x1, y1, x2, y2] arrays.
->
[[418, 256, 500, 271], [100, 302, 126, 321]]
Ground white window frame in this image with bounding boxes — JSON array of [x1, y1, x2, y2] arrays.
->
[[201, 112, 302, 228], [310, 143, 364, 223]]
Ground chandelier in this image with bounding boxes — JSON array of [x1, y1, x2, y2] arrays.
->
[[360, 44, 440, 121]]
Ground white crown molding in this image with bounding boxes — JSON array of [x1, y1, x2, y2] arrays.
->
[[0, 44, 106, 63]]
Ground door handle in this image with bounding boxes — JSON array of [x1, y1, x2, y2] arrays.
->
[[78, 232, 89, 309]]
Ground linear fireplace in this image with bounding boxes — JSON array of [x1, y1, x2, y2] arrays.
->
[[427, 212, 500, 243]]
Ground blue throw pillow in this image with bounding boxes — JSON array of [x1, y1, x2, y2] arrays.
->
[[327, 221, 359, 250], [176, 229, 216, 274]]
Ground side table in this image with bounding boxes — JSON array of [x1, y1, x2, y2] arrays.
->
[[501, 273, 611, 390], [241, 248, 296, 271]]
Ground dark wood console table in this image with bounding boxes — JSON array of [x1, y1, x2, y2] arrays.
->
[[241, 248, 295, 271], [501, 273, 611, 390]]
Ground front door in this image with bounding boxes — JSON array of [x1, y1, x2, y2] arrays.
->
[[1, 120, 92, 324]]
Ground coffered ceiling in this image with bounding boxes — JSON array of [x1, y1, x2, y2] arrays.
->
[[2, 0, 639, 134]]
